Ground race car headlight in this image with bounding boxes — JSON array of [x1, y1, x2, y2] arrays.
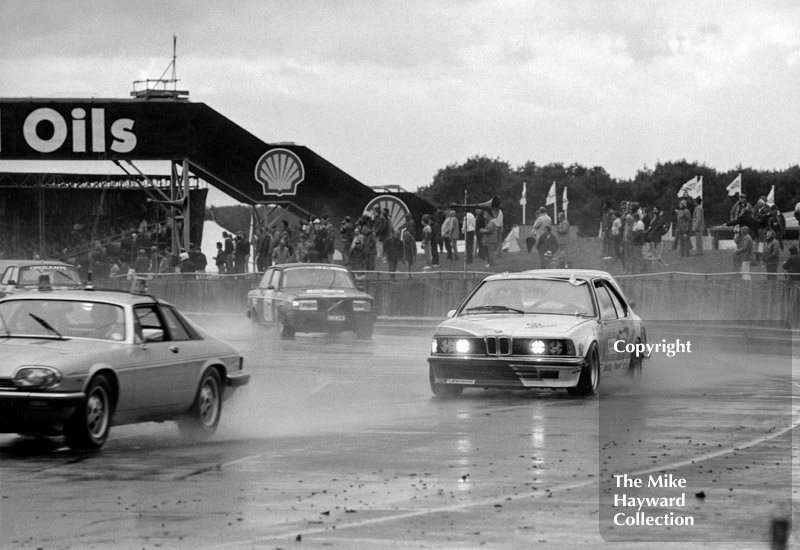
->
[[530, 340, 546, 354], [352, 300, 371, 312], [292, 299, 318, 310], [455, 339, 471, 354], [14, 366, 62, 389]]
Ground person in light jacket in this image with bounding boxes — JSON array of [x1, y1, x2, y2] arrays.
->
[[692, 197, 705, 256]]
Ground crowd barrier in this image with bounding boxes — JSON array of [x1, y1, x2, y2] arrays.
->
[[104, 270, 800, 328]]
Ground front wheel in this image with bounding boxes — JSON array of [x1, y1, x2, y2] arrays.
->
[[64, 374, 113, 450], [568, 343, 600, 397], [179, 368, 222, 440], [429, 365, 463, 398]]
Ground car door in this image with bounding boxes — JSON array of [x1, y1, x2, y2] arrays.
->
[[130, 304, 198, 415], [252, 268, 273, 322], [266, 269, 283, 322], [593, 279, 627, 374]]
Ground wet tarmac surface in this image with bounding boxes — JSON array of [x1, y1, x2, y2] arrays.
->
[[0, 316, 797, 549]]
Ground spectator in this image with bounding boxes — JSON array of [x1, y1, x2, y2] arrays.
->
[[762, 230, 780, 280], [493, 207, 504, 259], [160, 250, 173, 274], [134, 249, 150, 274], [692, 197, 705, 256], [362, 225, 377, 271], [339, 216, 354, 265], [234, 231, 250, 273], [480, 210, 498, 268], [555, 212, 570, 266], [733, 226, 753, 280], [272, 238, 291, 265], [421, 214, 433, 268], [190, 244, 207, 274], [768, 204, 786, 251], [441, 210, 460, 261], [673, 201, 691, 257], [782, 245, 800, 280], [429, 213, 441, 267], [601, 203, 614, 259], [295, 233, 310, 263], [179, 252, 197, 275], [611, 211, 623, 261], [462, 208, 476, 264], [373, 207, 392, 263], [255, 229, 272, 271], [536, 225, 559, 269], [384, 229, 404, 280], [401, 224, 416, 273], [530, 207, 552, 247], [730, 193, 753, 222], [214, 242, 226, 273], [753, 197, 770, 263], [223, 231, 235, 274], [474, 208, 485, 260], [348, 236, 366, 273], [149, 245, 160, 274], [434, 207, 446, 254]]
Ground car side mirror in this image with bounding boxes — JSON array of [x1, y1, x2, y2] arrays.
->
[[7, 280, 16, 286], [628, 300, 636, 309], [447, 309, 456, 318], [267, 285, 275, 290], [142, 328, 164, 342]]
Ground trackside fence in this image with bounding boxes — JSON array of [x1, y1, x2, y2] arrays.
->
[[103, 271, 800, 328]]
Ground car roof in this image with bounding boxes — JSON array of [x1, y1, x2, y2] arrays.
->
[[486, 269, 614, 281], [272, 263, 350, 271], [0, 259, 77, 270], [0, 288, 160, 306]]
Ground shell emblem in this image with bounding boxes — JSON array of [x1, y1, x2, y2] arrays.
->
[[254, 148, 305, 196]]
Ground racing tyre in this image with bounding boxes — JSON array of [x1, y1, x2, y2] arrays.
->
[[568, 343, 600, 397], [278, 310, 295, 340], [429, 365, 463, 398], [627, 340, 643, 388], [64, 374, 113, 451], [179, 368, 222, 440], [354, 322, 374, 340]]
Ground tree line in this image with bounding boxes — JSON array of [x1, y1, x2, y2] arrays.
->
[[416, 157, 800, 236]]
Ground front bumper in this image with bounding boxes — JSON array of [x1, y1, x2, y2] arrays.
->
[[428, 355, 585, 389], [286, 310, 376, 333], [0, 390, 85, 435]]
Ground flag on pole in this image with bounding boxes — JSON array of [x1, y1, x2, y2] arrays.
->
[[562, 187, 569, 217], [519, 181, 527, 205], [726, 173, 742, 196], [677, 176, 702, 199], [545, 182, 556, 205], [767, 185, 775, 206]]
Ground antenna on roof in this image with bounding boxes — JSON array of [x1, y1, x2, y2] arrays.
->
[[131, 35, 189, 100]]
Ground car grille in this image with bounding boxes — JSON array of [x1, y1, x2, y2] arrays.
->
[[317, 299, 352, 313], [485, 336, 511, 356]]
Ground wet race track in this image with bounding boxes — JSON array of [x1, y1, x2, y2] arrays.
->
[[1, 316, 797, 550]]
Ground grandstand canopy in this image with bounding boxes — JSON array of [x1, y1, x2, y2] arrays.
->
[[0, 98, 382, 222]]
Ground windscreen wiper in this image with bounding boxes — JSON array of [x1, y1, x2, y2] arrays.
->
[[465, 305, 525, 314], [28, 313, 64, 339]]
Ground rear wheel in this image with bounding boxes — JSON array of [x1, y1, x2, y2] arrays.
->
[[64, 374, 113, 451], [179, 368, 222, 439], [568, 343, 600, 397], [429, 365, 463, 397], [354, 322, 374, 340]]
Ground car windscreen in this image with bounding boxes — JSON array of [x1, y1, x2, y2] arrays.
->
[[460, 278, 596, 316], [0, 300, 125, 341], [18, 266, 83, 287], [281, 267, 356, 290]]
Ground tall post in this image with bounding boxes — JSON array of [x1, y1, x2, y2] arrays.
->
[[182, 159, 191, 252], [463, 189, 468, 278]]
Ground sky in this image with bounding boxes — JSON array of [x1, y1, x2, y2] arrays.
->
[[1, 0, 799, 206]]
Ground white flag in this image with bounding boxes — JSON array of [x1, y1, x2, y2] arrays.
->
[[562, 187, 569, 216], [767, 185, 775, 206], [519, 181, 527, 205], [727, 174, 742, 196], [545, 182, 556, 206], [677, 176, 702, 199]]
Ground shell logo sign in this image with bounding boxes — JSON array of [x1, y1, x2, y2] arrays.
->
[[254, 148, 305, 196]]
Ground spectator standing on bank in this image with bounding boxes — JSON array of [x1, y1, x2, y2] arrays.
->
[[434, 207, 446, 254], [555, 212, 570, 265], [782, 245, 800, 280], [384, 229, 403, 280], [272, 238, 291, 265], [474, 208, 485, 260], [348, 236, 366, 273], [753, 197, 770, 263], [493, 207, 504, 258], [674, 201, 692, 257], [421, 214, 433, 267], [234, 231, 250, 273], [179, 252, 197, 276], [134, 248, 150, 274], [190, 244, 207, 274], [601, 203, 614, 259], [363, 225, 377, 271], [611, 211, 623, 261], [256, 229, 272, 271], [733, 226, 753, 280], [401, 224, 416, 273], [692, 197, 705, 256], [339, 216, 354, 265], [763, 230, 780, 280], [214, 242, 226, 273], [536, 225, 558, 269], [730, 193, 753, 222], [223, 231, 235, 274], [462, 209, 476, 263], [441, 210, 460, 261], [480, 210, 498, 268], [149, 246, 160, 274], [768, 204, 786, 251]]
